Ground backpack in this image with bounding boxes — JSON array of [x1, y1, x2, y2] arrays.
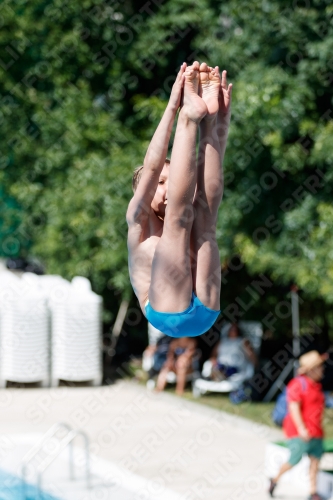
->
[[272, 376, 307, 427]]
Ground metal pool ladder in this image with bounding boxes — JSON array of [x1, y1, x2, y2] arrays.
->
[[21, 422, 91, 494]]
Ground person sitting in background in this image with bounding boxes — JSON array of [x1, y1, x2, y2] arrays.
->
[[142, 323, 166, 374], [156, 337, 197, 396], [269, 351, 327, 500], [202, 323, 257, 382]]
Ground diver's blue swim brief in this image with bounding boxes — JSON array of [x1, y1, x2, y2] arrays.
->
[[145, 293, 220, 338]]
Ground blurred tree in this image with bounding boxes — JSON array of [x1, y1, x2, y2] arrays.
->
[[0, 0, 332, 338], [0, 188, 24, 257], [130, 0, 333, 307], [0, 0, 144, 304]]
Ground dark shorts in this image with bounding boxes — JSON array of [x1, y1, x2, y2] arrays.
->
[[288, 438, 324, 466], [217, 363, 239, 377]]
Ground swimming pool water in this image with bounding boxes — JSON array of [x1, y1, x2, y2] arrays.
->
[[0, 468, 61, 500]]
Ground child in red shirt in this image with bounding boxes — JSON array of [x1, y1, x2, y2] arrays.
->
[[269, 351, 327, 500]]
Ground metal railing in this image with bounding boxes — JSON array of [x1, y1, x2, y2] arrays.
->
[[21, 422, 91, 496]]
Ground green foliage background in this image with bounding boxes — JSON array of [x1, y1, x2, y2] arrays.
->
[[0, 0, 333, 336]]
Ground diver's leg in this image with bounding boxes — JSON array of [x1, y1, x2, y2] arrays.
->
[[149, 62, 207, 312], [191, 64, 232, 310]]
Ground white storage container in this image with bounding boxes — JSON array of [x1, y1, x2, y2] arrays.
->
[[49, 277, 102, 386], [0, 272, 49, 386]]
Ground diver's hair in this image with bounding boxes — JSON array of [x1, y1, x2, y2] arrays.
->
[[132, 165, 144, 192], [132, 158, 170, 192]]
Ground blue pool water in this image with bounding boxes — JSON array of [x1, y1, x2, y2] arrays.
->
[[0, 468, 61, 500]]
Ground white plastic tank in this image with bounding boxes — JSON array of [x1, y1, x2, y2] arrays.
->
[[49, 276, 102, 385], [0, 272, 49, 386]]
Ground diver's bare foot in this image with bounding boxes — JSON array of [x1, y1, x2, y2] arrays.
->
[[218, 69, 233, 119], [182, 61, 207, 123], [199, 62, 220, 119]]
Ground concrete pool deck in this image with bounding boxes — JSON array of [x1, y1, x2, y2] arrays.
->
[[0, 381, 309, 499]]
